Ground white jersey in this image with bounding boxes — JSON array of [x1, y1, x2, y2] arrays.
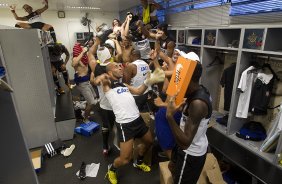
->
[[131, 59, 151, 95], [97, 85, 112, 110], [105, 82, 139, 124], [133, 39, 151, 60], [236, 66, 256, 118], [25, 12, 44, 24], [180, 114, 210, 156]]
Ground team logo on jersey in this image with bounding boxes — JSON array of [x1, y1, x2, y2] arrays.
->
[[141, 66, 149, 72], [117, 87, 129, 94]]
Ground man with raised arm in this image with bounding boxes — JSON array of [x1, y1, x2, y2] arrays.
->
[[10, 0, 57, 43], [166, 54, 213, 184], [97, 53, 165, 184]]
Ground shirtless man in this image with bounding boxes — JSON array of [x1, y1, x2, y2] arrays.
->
[[10, 0, 57, 43], [72, 43, 97, 122], [119, 35, 134, 64]]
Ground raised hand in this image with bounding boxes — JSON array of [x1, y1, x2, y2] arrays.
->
[[155, 30, 163, 40], [9, 4, 16, 11], [150, 49, 158, 60], [166, 92, 186, 118], [127, 14, 133, 22]]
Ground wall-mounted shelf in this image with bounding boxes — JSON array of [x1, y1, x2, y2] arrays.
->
[[217, 28, 241, 48], [187, 44, 201, 47], [242, 48, 264, 54], [186, 29, 202, 45], [204, 29, 217, 46], [204, 45, 239, 51], [243, 28, 265, 50], [229, 134, 276, 164], [264, 28, 282, 53]]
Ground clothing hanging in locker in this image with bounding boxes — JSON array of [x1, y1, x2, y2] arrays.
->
[[236, 66, 256, 118], [220, 63, 236, 111]]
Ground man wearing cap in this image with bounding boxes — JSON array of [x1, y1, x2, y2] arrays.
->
[[72, 43, 97, 122], [87, 36, 123, 156], [89, 43, 116, 156], [166, 53, 212, 184], [123, 49, 151, 111]]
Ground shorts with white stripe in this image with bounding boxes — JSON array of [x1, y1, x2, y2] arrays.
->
[[174, 149, 206, 184], [116, 116, 149, 142]]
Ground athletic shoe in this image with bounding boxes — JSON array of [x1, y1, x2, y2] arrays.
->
[[133, 162, 151, 172], [78, 161, 86, 180], [105, 165, 117, 184], [103, 149, 109, 157], [61, 144, 75, 157], [102, 146, 111, 157]]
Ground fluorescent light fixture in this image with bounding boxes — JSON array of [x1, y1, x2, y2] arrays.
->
[[66, 6, 100, 10], [0, 3, 8, 6]]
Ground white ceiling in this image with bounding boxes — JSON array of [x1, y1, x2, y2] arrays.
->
[[0, 0, 141, 12]]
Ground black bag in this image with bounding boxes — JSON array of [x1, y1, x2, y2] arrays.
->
[[42, 139, 66, 158]]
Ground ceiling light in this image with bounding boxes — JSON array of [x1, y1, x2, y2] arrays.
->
[[0, 3, 8, 7], [66, 6, 100, 10]]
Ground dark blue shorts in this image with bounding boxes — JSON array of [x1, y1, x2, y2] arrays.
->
[[155, 107, 182, 150]]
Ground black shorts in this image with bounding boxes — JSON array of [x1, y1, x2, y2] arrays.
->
[[116, 116, 149, 142], [30, 22, 45, 29], [51, 60, 64, 72], [174, 149, 207, 184]]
